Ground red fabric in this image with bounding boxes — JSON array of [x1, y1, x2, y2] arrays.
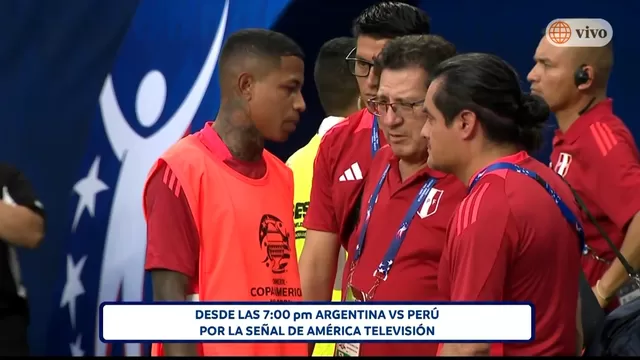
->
[[303, 109, 386, 246], [342, 146, 467, 356], [439, 151, 581, 356], [551, 99, 640, 301]]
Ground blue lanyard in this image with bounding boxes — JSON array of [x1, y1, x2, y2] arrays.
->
[[469, 162, 587, 254], [371, 115, 380, 157], [353, 163, 437, 280]]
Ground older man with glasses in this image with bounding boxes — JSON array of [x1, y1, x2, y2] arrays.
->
[[297, 2, 433, 356]]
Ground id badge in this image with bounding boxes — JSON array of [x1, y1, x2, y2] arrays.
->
[[617, 279, 640, 306], [335, 286, 363, 357]]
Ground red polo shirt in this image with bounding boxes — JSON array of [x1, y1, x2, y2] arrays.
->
[[342, 145, 467, 356], [550, 98, 640, 287], [303, 109, 386, 247], [439, 151, 581, 356]]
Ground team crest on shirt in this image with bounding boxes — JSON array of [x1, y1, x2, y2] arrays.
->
[[417, 188, 444, 219], [259, 214, 292, 274], [553, 152, 573, 177]]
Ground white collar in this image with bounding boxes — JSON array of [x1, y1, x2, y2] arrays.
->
[[318, 116, 345, 137]]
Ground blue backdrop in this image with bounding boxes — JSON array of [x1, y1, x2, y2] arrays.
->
[[0, 0, 636, 355]]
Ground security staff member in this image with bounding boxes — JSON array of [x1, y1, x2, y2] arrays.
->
[[286, 36, 359, 357], [529, 38, 640, 310], [0, 163, 45, 356]]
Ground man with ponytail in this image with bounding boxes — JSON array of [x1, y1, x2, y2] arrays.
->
[[421, 53, 583, 356]]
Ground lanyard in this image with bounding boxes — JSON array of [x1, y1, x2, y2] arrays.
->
[[353, 163, 437, 281], [371, 115, 380, 157], [469, 162, 587, 254]]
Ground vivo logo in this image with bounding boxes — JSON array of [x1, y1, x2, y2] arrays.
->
[[545, 18, 613, 47]]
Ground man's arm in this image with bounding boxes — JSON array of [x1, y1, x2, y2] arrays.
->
[[0, 166, 45, 248], [439, 190, 510, 357], [145, 162, 200, 356], [596, 212, 640, 305], [299, 135, 342, 303], [585, 131, 640, 304]]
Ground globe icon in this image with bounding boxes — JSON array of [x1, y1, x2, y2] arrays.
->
[[548, 21, 571, 44]]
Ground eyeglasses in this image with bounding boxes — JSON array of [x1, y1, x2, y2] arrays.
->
[[345, 48, 375, 77], [369, 99, 426, 117]]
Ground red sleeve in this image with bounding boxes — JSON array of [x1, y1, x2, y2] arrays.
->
[[447, 182, 512, 301], [302, 134, 338, 233], [585, 121, 640, 230], [144, 161, 200, 279]]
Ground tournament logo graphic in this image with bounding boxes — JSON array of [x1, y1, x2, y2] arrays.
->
[[259, 214, 292, 274]]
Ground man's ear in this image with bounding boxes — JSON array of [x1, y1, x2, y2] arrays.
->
[[458, 110, 478, 141], [237, 72, 254, 101]]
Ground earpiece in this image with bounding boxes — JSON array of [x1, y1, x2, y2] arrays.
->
[[574, 64, 590, 87]]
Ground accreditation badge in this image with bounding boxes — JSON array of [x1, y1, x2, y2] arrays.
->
[[335, 285, 363, 357], [617, 278, 640, 306]]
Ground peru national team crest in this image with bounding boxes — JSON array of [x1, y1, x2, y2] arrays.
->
[[417, 188, 444, 219], [554, 152, 573, 177]]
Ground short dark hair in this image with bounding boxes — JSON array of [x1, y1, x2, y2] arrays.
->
[[218, 29, 304, 78], [352, 2, 431, 40], [314, 37, 359, 116], [429, 53, 550, 153], [374, 35, 456, 78]]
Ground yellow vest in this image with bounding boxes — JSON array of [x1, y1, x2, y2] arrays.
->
[[286, 117, 347, 357]]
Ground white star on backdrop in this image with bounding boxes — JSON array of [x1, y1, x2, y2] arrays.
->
[[69, 334, 84, 357], [72, 156, 109, 232], [60, 254, 88, 329]]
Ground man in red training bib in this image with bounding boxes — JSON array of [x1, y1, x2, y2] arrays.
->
[[144, 29, 307, 356], [422, 53, 583, 356]]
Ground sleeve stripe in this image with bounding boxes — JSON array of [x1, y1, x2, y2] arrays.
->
[[589, 122, 618, 156], [470, 182, 490, 224], [162, 165, 171, 184], [456, 182, 490, 235], [161, 166, 182, 198]]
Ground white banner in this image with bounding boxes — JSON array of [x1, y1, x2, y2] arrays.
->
[[100, 303, 533, 343]]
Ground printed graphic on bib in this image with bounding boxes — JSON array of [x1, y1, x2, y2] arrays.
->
[[253, 214, 302, 302], [259, 214, 292, 274]]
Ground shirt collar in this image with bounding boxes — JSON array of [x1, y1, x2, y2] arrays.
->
[[198, 121, 263, 165], [467, 150, 529, 187], [318, 116, 345, 137], [553, 98, 614, 146], [388, 150, 448, 182]]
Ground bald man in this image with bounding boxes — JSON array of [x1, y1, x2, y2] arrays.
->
[[528, 37, 640, 312], [144, 29, 307, 356]]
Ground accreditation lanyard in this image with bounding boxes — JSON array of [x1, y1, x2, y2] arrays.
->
[[371, 115, 380, 156], [468, 162, 587, 254], [349, 162, 437, 299]]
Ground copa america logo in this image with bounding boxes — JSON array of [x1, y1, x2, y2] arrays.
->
[[546, 18, 613, 47]]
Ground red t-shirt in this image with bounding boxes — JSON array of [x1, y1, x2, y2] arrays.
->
[[550, 98, 640, 287], [342, 146, 467, 356], [303, 109, 386, 247], [439, 151, 581, 356], [144, 122, 267, 284]]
